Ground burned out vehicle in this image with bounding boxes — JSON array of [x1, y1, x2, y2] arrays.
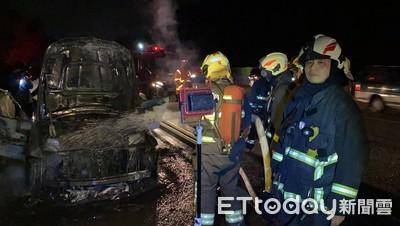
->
[[26, 37, 166, 204]]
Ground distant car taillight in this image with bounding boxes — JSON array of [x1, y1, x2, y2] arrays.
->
[[354, 83, 361, 91]]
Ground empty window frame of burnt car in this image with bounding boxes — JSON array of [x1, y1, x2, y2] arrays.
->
[[29, 37, 158, 204]]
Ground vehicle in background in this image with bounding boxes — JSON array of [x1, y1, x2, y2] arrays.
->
[[7, 37, 163, 206], [354, 65, 400, 112], [131, 44, 179, 100]]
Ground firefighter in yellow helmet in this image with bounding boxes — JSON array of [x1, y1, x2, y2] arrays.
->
[[290, 56, 303, 86], [174, 59, 191, 101], [197, 51, 251, 226], [201, 51, 232, 83], [258, 52, 293, 134]]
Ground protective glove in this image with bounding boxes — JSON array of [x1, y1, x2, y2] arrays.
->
[[229, 138, 246, 162]]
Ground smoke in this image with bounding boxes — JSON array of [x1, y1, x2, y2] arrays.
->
[[150, 0, 199, 65]]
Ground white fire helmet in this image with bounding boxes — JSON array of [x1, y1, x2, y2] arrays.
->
[[258, 52, 289, 76], [298, 34, 345, 69]]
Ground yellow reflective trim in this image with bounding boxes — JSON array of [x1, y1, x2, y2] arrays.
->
[[201, 219, 214, 225], [331, 183, 358, 198], [201, 213, 215, 218], [314, 164, 324, 180], [273, 181, 284, 191], [225, 210, 244, 223], [223, 95, 232, 100], [201, 213, 215, 225], [286, 148, 338, 167], [285, 148, 338, 181], [284, 191, 302, 201], [272, 152, 283, 162], [287, 149, 316, 167], [246, 139, 255, 144], [202, 136, 216, 143], [314, 187, 324, 202]]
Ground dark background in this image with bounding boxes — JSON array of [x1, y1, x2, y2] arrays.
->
[[1, 0, 400, 77]]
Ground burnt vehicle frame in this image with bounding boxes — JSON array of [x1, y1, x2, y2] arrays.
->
[[26, 37, 160, 204]]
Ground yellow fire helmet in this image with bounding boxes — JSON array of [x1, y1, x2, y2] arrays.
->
[[201, 51, 232, 82], [259, 52, 289, 76], [343, 57, 354, 80], [292, 56, 302, 70], [288, 55, 303, 78]]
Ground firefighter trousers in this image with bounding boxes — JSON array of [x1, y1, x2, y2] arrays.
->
[[196, 152, 245, 225]]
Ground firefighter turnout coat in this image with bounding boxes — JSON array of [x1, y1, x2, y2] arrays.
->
[[271, 84, 369, 224], [174, 66, 191, 95]]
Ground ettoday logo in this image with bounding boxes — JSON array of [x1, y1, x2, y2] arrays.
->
[[218, 196, 336, 220]]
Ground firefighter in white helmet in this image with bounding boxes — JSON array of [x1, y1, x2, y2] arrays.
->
[[197, 51, 251, 226], [343, 57, 355, 94], [270, 34, 369, 226]]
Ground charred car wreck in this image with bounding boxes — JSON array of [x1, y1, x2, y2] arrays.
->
[[14, 37, 166, 205]]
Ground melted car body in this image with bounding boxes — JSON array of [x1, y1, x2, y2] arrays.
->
[[27, 37, 162, 204]]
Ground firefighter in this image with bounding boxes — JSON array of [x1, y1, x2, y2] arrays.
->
[[290, 56, 304, 86], [197, 51, 251, 226], [270, 34, 369, 226], [258, 52, 293, 136], [174, 59, 191, 101], [343, 57, 355, 95], [7, 62, 33, 119], [246, 67, 272, 150]]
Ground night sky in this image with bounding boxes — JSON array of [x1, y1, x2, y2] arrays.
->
[[1, 0, 400, 75]]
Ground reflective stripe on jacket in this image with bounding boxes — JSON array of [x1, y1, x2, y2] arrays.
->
[[174, 66, 190, 94]]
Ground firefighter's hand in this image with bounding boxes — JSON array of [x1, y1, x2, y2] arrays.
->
[[241, 125, 251, 140], [330, 215, 345, 226]]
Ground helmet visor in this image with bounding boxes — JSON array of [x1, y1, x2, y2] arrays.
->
[[299, 50, 330, 65]]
